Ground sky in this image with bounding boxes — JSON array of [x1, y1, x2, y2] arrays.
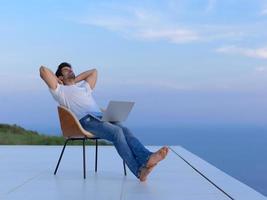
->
[[0, 0, 267, 135]]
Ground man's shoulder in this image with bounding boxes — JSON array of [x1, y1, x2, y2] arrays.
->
[[77, 81, 93, 91]]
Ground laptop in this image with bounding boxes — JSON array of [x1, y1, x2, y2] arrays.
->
[[93, 101, 134, 122]]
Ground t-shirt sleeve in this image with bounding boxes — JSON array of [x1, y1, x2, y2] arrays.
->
[[49, 83, 62, 102], [81, 81, 93, 93]]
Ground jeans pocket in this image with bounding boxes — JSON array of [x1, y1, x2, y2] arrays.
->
[[81, 116, 100, 131]]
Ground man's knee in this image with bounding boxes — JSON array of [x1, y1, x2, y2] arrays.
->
[[121, 126, 134, 137], [113, 126, 125, 141]]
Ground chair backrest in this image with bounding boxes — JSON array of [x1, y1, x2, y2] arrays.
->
[[57, 106, 95, 138]]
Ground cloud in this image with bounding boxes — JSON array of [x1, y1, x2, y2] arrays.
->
[[76, 1, 266, 45], [81, 8, 200, 44], [101, 78, 193, 91], [135, 29, 199, 43], [216, 45, 267, 59], [205, 0, 217, 12], [260, 8, 267, 15], [255, 66, 267, 72], [80, 3, 257, 45], [260, 3, 267, 16], [80, 10, 243, 44]]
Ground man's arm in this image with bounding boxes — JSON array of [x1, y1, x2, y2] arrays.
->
[[39, 66, 61, 90], [75, 68, 98, 90]]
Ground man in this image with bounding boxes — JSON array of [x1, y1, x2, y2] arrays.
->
[[39, 62, 169, 181]]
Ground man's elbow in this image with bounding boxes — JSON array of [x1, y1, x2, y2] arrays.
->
[[39, 66, 48, 79], [39, 66, 44, 78]]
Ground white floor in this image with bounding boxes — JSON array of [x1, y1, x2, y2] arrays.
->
[[0, 145, 265, 200]]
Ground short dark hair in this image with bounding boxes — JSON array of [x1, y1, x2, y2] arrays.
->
[[55, 62, 72, 77]]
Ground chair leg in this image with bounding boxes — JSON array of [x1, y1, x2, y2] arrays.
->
[[123, 160, 127, 176], [83, 138, 86, 179], [95, 139, 98, 172], [54, 139, 69, 175]]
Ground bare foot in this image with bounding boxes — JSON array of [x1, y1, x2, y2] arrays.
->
[[139, 165, 156, 182], [146, 146, 169, 168]]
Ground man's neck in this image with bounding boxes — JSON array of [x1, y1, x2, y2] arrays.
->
[[63, 79, 75, 85]]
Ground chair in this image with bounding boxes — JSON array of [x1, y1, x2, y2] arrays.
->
[[54, 106, 127, 179]]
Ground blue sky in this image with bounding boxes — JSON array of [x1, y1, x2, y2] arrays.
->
[[1, 0, 267, 135]]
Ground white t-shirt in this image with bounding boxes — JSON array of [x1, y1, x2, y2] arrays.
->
[[49, 81, 102, 119]]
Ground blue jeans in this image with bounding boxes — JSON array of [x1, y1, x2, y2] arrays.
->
[[79, 114, 153, 178]]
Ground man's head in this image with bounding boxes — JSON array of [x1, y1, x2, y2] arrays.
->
[[55, 62, 76, 84]]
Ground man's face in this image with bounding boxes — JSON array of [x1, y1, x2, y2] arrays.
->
[[60, 66, 75, 80]]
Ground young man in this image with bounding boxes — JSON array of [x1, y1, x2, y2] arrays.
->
[[39, 62, 169, 181]]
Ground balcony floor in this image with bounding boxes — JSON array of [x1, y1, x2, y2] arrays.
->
[[0, 145, 265, 200]]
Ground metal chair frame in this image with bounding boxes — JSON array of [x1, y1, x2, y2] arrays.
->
[[54, 106, 127, 179]]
